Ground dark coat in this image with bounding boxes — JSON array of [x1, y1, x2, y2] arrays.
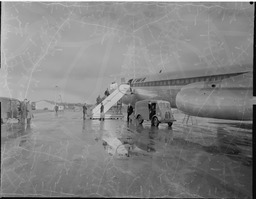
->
[[127, 105, 133, 115], [83, 105, 87, 113], [100, 104, 104, 113]]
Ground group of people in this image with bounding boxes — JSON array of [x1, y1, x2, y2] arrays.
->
[[96, 88, 110, 106], [18, 99, 33, 125]]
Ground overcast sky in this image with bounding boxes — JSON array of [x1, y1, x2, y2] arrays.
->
[[0, 2, 253, 104]]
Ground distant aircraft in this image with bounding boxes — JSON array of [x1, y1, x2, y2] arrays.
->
[[122, 64, 252, 121]]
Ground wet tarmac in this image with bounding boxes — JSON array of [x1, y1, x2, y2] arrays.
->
[[1, 110, 252, 198]]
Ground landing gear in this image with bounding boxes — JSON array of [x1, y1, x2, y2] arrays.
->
[[151, 116, 159, 127]]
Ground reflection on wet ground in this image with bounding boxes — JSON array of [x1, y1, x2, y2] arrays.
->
[[1, 111, 252, 198], [208, 122, 252, 130]]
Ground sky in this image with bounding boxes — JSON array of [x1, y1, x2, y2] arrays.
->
[[0, 2, 254, 104]]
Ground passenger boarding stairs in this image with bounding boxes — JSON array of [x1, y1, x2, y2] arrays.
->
[[90, 84, 130, 119]]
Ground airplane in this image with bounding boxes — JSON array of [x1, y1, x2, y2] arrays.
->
[[121, 64, 253, 121]]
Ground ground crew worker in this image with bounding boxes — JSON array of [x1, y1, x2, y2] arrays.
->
[[127, 104, 133, 122], [148, 101, 152, 119], [150, 103, 156, 119], [83, 103, 87, 120], [100, 102, 105, 121]]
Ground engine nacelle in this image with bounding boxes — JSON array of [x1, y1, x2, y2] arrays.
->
[[176, 73, 252, 121]]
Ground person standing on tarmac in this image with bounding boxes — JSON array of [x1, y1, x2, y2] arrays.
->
[[127, 104, 133, 123], [26, 101, 33, 125], [148, 101, 152, 119], [100, 102, 105, 121], [83, 103, 87, 120], [20, 99, 28, 124], [54, 104, 59, 116]]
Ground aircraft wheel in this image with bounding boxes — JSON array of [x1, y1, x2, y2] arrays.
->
[[168, 122, 173, 127], [152, 117, 159, 127], [137, 115, 144, 124]]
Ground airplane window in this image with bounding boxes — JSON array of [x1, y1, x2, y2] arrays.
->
[[180, 79, 184, 84], [156, 81, 159, 86], [185, 79, 189, 84], [176, 80, 180, 84], [160, 81, 163, 86], [163, 81, 166, 85]]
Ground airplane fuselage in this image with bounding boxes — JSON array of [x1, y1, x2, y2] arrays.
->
[[122, 67, 252, 121]]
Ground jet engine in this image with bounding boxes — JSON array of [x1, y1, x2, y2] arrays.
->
[[176, 73, 252, 121]]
